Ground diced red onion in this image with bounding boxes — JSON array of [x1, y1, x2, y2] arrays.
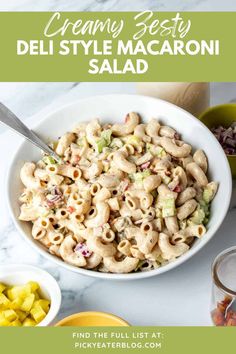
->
[[140, 161, 151, 170], [173, 185, 182, 193], [211, 123, 236, 155], [75, 243, 92, 258]]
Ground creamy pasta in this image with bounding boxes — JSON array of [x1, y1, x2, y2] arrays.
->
[[18, 113, 218, 273]]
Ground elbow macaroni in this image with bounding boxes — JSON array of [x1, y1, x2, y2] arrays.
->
[[18, 113, 218, 273]]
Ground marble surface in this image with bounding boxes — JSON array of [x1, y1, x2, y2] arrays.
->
[[1, 0, 236, 12], [0, 82, 236, 326], [0, 0, 236, 326]]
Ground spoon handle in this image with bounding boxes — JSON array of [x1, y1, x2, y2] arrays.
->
[[0, 103, 60, 162]]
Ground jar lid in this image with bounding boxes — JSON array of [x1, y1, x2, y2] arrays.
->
[[212, 246, 236, 296]]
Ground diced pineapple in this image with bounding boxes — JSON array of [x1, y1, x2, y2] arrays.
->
[[10, 319, 22, 327], [3, 309, 18, 322], [0, 281, 50, 326], [7, 284, 31, 301], [0, 283, 6, 293], [22, 317, 37, 327], [15, 310, 28, 322], [30, 306, 46, 323], [0, 293, 11, 310], [0, 314, 10, 326], [33, 299, 50, 313], [27, 281, 39, 292], [9, 297, 23, 310], [34, 291, 40, 300], [20, 294, 35, 312]]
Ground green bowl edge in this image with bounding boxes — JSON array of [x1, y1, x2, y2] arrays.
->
[[198, 103, 236, 178]]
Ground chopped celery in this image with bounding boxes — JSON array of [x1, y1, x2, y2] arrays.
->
[[42, 156, 56, 165], [96, 129, 112, 153], [203, 182, 217, 203], [162, 197, 176, 217], [199, 200, 210, 216], [188, 200, 210, 226], [101, 129, 112, 145], [129, 170, 151, 183], [188, 207, 205, 225], [110, 138, 123, 149], [157, 148, 167, 158], [126, 135, 141, 146], [96, 138, 107, 153], [147, 143, 166, 157]]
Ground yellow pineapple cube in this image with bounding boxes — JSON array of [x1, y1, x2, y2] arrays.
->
[[34, 291, 40, 300], [7, 284, 31, 301], [10, 319, 22, 327], [30, 306, 46, 323], [15, 310, 28, 322], [27, 281, 39, 292], [33, 299, 50, 313], [3, 309, 18, 322], [0, 293, 10, 310], [20, 294, 35, 312], [0, 283, 6, 293], [9, 297, 23, 310], [0, 314, 10, 326], [22, 317, 37, 327]]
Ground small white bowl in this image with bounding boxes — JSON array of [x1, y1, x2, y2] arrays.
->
[[7, 95, 232, 280], [0, 264, 61, 326]]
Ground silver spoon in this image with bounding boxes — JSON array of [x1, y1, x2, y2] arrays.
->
[[0, 103, 61, 162]]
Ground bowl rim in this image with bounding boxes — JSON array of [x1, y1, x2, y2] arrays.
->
[[6, 94, 233, 280], [212, 246, 236, 296], [55, 311, 129, 326], [0, 263, 61, 326], [199, 102, 236, 118], [199, 103, 236, 159]]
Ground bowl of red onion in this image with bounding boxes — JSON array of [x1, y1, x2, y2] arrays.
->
[[199, 104, 236, 179]]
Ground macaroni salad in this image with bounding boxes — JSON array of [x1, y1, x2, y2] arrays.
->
[[18, 113, 218, 273]]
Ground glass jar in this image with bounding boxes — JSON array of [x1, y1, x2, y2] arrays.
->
[[136, 82, 210, 117], [211, 247, 236, 326]]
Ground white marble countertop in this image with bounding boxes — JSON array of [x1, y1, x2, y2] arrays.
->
[[0, 81, 236, 326], [1, 0, 236, 12], [0, 0, 236, 327]]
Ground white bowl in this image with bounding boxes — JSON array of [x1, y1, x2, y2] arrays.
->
[[7, 94, 232, 280], [0, 264, 61, 326]]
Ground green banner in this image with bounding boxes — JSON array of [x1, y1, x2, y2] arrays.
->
[[0, 327, 235, 353], [0, 11, 235, 81]]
